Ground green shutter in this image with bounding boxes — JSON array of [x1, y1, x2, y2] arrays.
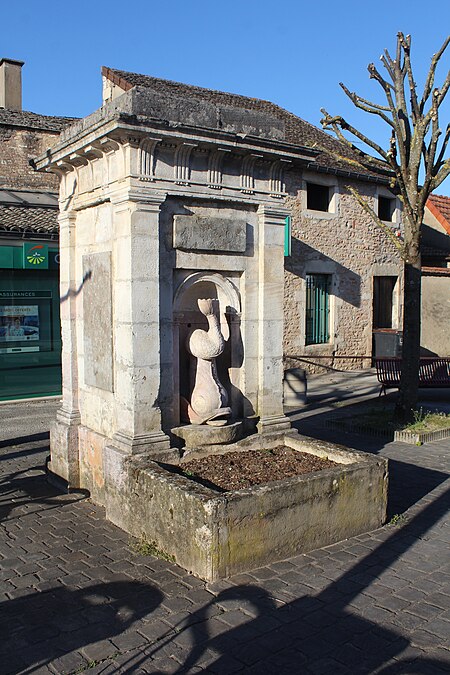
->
[[306, 274, 330, 345], [284, 216, 291, 257]]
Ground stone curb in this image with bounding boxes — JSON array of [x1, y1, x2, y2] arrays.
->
[[326, 418, 450, 446]]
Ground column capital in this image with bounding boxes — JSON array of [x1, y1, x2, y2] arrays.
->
[[110, 186, 167, 211], [257, 204, 290, 224], [58, 210, 77, 226]]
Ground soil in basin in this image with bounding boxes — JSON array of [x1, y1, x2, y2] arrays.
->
[[181, 446, 338, 492]]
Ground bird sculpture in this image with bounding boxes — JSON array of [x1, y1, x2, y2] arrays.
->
[[185, 298, 231, 426]]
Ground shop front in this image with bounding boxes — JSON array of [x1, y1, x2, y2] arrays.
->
[[0, 242, 61, 400]]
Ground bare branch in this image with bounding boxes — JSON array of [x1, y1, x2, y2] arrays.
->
[[339, 82, 394, 127], [435, 70, 450, 107], [421, 35, 450, 110], [320, 109, 389, 161], [430, 158, 450, 192], [340, 84, 390, 111], [397, 33, 411, 72], [368, 62, 395, 93], [398, 33, 420, 121], [380, 50, 395, 81], [434, 122, 450, 171], [346, 185, 405, 256]]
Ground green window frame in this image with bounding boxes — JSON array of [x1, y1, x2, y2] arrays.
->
[[306, 273, 331, 345]]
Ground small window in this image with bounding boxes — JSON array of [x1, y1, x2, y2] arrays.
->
[[307, 183, 330, 212], [306, 274, 331, 345], [378, 196, 395, 222]]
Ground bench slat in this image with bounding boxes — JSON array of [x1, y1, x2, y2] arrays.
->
[[375, 357, 450, 390]]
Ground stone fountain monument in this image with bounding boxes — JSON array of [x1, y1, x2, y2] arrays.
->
[[35, 77, 387, 580]]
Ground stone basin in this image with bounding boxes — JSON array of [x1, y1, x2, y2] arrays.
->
[[104, 432, 388, 581]]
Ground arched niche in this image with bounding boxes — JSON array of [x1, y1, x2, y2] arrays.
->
[[172, 272, 242, 427]]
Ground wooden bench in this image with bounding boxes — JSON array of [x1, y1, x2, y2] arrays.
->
[[375, 357, 450, 395]]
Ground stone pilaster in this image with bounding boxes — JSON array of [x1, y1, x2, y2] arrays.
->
[[256, 205, 291, 434], [49, 210, 81, 488], [110, 190, 172, 457]]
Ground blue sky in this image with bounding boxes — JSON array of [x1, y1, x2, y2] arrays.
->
[[2, 0, 449, 193]]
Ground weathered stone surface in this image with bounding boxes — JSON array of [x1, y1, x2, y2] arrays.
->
[[104, 432, 388, 581], [82, 252, 113, 392], [173, 215, 247, 253], [172, 420, 244, 449]]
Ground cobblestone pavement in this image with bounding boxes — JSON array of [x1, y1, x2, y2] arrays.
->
[[0, 396, 449, 674]]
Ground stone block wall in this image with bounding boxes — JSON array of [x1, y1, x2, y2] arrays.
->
[[283, 171, 403, 373], [0, 126, 60, 190]]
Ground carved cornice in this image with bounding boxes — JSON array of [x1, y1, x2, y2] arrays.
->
[[269, 159, 290, 197], [69, 152, 89, 167], [207, 148, 230, 189], [139, 137, 160, 182], [240, 154, 262, 194], [174, 142, 197, 185], [84, 145, 103, 160]]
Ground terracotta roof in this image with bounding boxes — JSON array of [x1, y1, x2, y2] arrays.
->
[[422, 266, 450, 276], [426, 194, 450, 235], [102, 67, 391, 182], [0, 108, 75, 132], [0, 204, 58, 237]]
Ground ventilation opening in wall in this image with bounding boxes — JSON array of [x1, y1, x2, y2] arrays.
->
[[307, 183, 331, 212]]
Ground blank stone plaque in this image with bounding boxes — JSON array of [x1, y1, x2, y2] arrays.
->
[[83, 252, 113, 391]]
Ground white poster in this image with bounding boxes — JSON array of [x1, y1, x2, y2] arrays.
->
[[0, 305, 40, 342]]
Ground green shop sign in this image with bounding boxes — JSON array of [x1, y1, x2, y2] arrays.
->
[[23, 243, 49, 269]]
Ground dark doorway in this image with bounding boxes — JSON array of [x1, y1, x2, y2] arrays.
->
[[373, 276, 397, 329]]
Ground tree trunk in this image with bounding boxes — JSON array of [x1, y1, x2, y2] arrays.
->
[[395, 253, 422, 422]]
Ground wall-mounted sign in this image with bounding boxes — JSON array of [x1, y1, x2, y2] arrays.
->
[[0, 291, 52, 299], [23, 243, 48, 269]]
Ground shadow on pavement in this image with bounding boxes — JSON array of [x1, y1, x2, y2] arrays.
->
[[0, 462, 87, 522], [0, 432, 50, 450], [0, 581, 164, 674], [118, 486, 450, 674]]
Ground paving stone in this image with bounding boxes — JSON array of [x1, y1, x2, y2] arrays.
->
[[307, 656, 351, 674], [405, 602, 445, 621], [216, 609, 252, 628], [138, 618, 172, 643], [2, 404, 450, 674], [80, 638, 117, 662], [48, 650, 88, 674]]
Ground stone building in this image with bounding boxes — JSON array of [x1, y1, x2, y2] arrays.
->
[[421, 195, 450, 356], [0, 58, 73, 399], [102, 69, 404, 374], [33, 67, 404, 502]]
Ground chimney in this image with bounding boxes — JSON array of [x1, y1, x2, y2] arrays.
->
[[0, 58, 24, 110]]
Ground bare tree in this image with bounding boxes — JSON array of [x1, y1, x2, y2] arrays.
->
[[321, 33, 450, 421]]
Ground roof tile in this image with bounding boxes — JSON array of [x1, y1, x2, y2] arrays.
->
[[427, 194, 450, 235], [102, 67, 390, 181], [0, 204, 58, 236], [0, 108, 75, 132]]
